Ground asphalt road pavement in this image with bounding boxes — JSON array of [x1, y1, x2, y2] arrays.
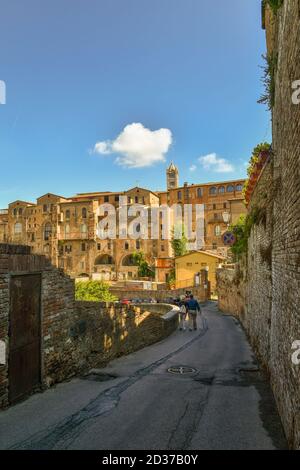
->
[[0, 302, 287, 450]]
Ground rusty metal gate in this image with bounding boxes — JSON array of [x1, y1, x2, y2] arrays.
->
[[9, 274, 41, 403]]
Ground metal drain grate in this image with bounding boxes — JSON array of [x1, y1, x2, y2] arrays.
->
[[167, 366, 197, 375]]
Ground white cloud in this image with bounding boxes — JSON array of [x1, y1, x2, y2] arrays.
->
[[198, 153, 234, 173], [93, 123, 172, 168], [94, 141, 112, 155], [189, 164, 197, 172]]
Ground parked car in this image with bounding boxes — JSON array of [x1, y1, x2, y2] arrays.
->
[[120, 298, 131, 305]]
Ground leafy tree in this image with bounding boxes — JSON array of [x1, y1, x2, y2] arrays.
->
[[75, 280, 117, 302], [171, 224, 188, 257], [167, 268, 176, 289], [132, 251, 155, 278], [229, 215, 249, 260]]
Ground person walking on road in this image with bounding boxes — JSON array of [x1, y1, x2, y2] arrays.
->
[[186, 294, 201, 331], [178, 295, 187, 331]]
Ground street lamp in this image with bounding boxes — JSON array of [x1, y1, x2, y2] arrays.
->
[[222, 211, 231, 228]]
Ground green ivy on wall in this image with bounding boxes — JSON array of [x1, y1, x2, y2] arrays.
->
[[230, 207, 268, 260], [264, 0, 284, 14]]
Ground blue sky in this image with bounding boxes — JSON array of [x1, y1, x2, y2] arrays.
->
[[0, 0, 271, 207]]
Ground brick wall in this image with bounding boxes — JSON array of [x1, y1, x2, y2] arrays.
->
[[269, 0, 300, 448], [0, 243, 179, 409], [244, 157, 274, 365], [217, 0, 300, 449], [217, 264, 246, 320]]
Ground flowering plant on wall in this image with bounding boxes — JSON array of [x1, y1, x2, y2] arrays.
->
[[243, 143, 272, 205]]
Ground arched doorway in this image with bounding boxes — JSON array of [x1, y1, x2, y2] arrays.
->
[[95, 254, 115, 265]]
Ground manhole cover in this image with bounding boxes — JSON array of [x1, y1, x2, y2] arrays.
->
[[167, 366, 197, 375]]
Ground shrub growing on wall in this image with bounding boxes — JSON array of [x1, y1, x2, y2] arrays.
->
[[264, 0, 284, 14]]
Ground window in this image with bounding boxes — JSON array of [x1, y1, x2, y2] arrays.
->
[[214, 213, 218, 220], [136, 223, 141, 233], [97, 243, 101, 250], [215, 225, 221, 236], [213, 204, 216, 210], [81, 243, 86, 252], [104, 196, 109, 203], [108, 242, 111, 249], [197, 188, 203, 198], [66, 258, 72, 269], [177, 191, 182, 200], [187, 263, 193, 267], [65, 224, 70, 237], [65, 210, 70, 220], [161, 245, 165, 251], [80, 223, 87, 234], [82, 208, 87, 218], [135, 196, 138, 203], [223, 203, 227, 209], [65, 245, 72, 253], [43, 204, 48, 213], [115, 195, 119, 202], [212, 243, 217, 250], [218, 186, 225, 194], [227, 185, 234, 192], [44, 223, 52, 241], [13, 208, 17, 216], [136, 240, 140, 249], [125, 242, 129, 250], [18, 208, 23, 216], [236, 184, 243, 192], [209, 187, 217, 195], [14, 222, 22, 234]]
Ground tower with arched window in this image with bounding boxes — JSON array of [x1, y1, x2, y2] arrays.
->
[[166, 162, 179, 190]]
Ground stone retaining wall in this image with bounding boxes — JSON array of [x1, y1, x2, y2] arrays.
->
[[0, 243, 178, 409], [109, 285, 209, 303]]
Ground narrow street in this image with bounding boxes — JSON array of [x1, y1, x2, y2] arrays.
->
[[0, 302, 286, 450]]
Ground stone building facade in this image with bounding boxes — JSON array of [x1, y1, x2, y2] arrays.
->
[[0, 166, 245, 281], [218, 1, 300, 449]]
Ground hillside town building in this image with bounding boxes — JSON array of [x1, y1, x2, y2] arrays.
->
[[0, 164, 246, 281]]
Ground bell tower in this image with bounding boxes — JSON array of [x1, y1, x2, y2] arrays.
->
[[166, 162, 179, 190]]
